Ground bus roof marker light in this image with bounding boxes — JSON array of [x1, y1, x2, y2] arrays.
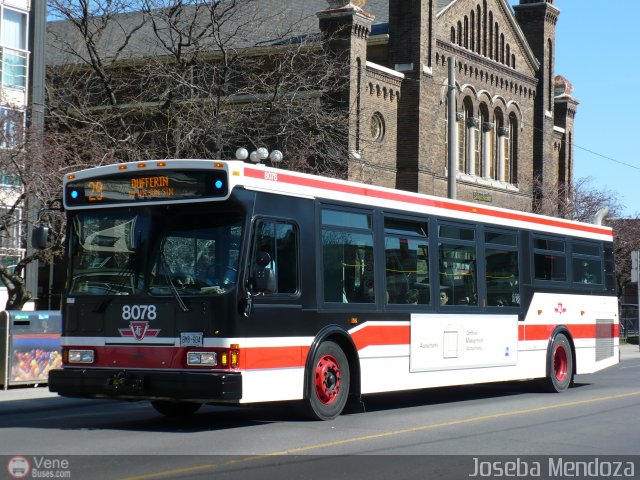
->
[[67, 174, 75, 180], [137, 163, 147, 168], [118, 165, 128, 170], [157, 161, 167, 167], [257, 147, 269, 161], [269, 150, 283, 163], [214, 162, 224, 168], [235, 148, 249, 161]]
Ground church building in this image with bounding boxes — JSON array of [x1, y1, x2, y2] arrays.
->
[[319, 0, 577, 213]]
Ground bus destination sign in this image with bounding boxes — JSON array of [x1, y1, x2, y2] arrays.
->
[[65, 170, 228, 206]]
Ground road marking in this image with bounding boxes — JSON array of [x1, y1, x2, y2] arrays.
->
[[121, 390, 640, 480]]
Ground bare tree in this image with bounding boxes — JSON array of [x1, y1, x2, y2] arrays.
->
[[46, 0, 351, 176], [0, 117, 98, 309], [531, 175, 624, 222]]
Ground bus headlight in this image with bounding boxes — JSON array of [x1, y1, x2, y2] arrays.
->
[[187, 352, 217, 366], [68, 349, 94, 364]]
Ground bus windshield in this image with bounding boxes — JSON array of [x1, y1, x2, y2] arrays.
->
[[68, 210, 243, 296]]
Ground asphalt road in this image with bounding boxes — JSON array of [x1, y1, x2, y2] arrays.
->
[[1, 346, 639, 479]]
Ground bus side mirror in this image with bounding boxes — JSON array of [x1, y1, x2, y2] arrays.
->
[[32, 226, 49, 250], [253, 252, 276, 293]]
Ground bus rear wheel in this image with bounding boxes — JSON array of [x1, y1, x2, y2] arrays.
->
[[304, 341, 350, 421], [544, 333, 573, 393], [151, 400, 202, 417]]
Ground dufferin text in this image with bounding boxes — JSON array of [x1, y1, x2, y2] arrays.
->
[[469, 457, 635, 477]]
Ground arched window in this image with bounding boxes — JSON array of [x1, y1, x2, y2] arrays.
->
[[488, 12, 493, 58], [470, 11, 475, 52], [511, 54, 516, 69], [493, 108, 504, 181], [500, 34, 505, 63], [458, 97, 476, 174], [451, 26, 456, 43], [494, 24, 499, 62], [508, 113, 518, 185], [457, 21, 463, 46], [464, 16, 469, 48], [479, 104, 491, 178], [477, 5, 482, 54], [506, 44, 511, 67]]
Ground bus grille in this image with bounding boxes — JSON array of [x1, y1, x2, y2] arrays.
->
[[595, 319, 614, 361]]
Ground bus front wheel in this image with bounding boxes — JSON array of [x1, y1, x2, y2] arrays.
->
[[304, 341, 350, 420], [544, 333, 573, 393], [151, 400, 202, 417]]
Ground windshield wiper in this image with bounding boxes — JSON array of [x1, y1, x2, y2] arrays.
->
[[160, 249, 190, 313]]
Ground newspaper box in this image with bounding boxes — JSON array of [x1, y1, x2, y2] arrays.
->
[[0, 311, 62, 389]]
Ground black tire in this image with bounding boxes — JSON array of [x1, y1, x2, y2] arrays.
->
[[151, 400, 202, 417], [543, 333, 574, 392], [304, 341, 350, 420]]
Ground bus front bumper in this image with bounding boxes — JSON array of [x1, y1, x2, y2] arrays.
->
[[48, 368, 242, 402]]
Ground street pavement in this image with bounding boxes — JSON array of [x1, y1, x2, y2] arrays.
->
[[1, 342, 639, 416]]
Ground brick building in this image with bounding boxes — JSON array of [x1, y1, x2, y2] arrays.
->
[[320, 0, 577, 213], [46, 0, 578, 214]]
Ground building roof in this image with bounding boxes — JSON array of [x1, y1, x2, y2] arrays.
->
[[47, 1, 459, 65]]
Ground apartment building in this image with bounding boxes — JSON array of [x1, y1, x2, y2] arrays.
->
[[0, 0, 30, 308]]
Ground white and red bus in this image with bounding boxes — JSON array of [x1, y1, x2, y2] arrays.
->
[[48, 159, 619, 420]]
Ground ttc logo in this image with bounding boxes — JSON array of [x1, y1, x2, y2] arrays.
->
[[119, 321, 160, 341], [554, 303, 567, 314]]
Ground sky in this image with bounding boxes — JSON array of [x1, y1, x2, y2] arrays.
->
[[507, 0, 640, 217]]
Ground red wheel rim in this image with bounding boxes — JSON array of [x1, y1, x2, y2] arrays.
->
[[553, 344, 568, 382], [314, 354, 341, 405]]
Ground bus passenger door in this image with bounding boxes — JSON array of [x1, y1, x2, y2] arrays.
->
[[244, 218, 304, 371]]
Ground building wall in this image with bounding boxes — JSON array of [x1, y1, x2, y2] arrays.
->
[[359, 62, 402, 187], [0, 0, 30, 273], [335, 0, 574, 214]]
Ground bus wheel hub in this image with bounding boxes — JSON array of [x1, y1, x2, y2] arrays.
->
[[315, 354, 341, 405]]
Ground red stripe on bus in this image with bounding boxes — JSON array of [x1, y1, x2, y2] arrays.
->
[[521, 323, 618, 341], [350, 324, 411, 351], [244, 167, 612, 237], [243, 346, 310, 370]]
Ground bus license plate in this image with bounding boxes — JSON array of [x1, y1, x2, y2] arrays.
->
[[180, 332, 203, 347]]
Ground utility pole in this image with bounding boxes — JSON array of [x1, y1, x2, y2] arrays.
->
[[25, 0, 47, 307], [447, 57, 457, 200]]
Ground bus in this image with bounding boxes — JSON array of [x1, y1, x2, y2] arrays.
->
[[48, 159, 619, 420]]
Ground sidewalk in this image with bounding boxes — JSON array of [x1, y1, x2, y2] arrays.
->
[[1, 343, 639, 415]]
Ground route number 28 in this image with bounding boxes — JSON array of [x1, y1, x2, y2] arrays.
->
[[122, 305, 157, 321]]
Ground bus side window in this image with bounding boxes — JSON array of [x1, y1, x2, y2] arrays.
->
[[438, 223, 477, 306], [533, 236, 566, 282], [485, 230, 519, 307], [572, 241, 602, 285], [321, 209, 375, 304], [384, 217, 429, 306], [250, 220, 298, 294]]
